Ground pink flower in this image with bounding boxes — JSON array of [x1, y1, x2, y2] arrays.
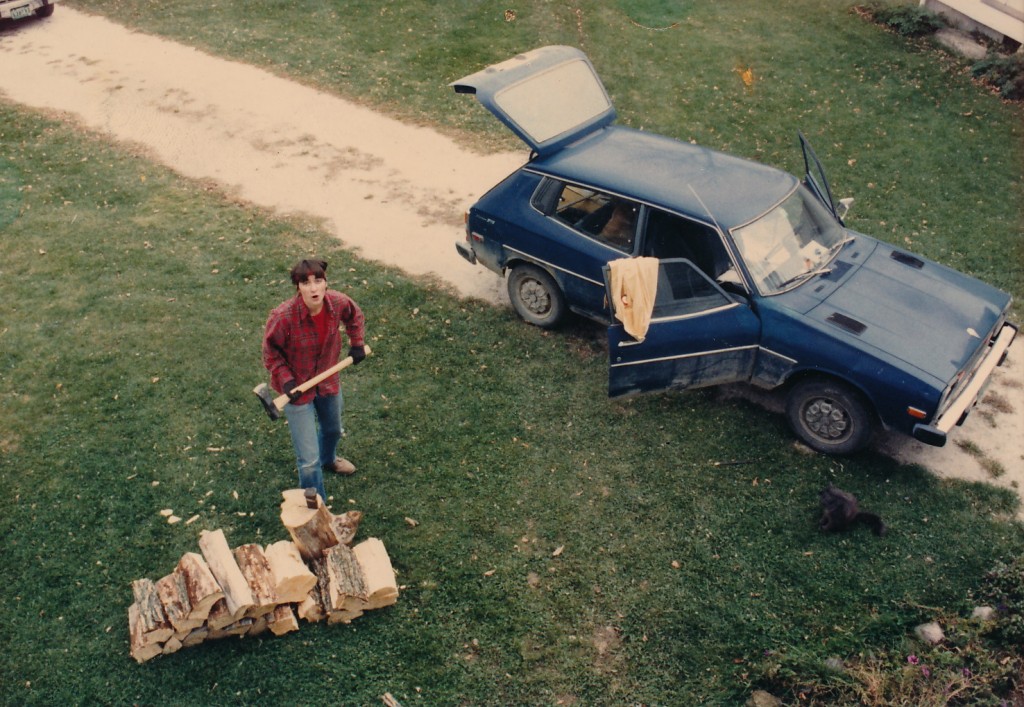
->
[[907, 655, 919, 665]]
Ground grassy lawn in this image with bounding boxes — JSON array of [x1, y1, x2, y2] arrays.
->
[[1, 0, 1022, 704]]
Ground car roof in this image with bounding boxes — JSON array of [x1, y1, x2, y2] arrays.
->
[[527, 126, 797, 231]]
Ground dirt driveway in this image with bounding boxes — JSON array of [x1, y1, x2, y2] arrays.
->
[[2, 8, 1021, 512]]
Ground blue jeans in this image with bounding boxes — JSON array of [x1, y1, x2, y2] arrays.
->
[[283, 392, 343, 503]]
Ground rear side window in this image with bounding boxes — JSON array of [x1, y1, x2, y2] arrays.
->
[[548, 181, 638, 253]]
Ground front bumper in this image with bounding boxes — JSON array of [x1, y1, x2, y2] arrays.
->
[[913, 321, 1018, 446]]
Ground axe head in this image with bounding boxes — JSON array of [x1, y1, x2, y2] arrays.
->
[[253, 383, 281, 421]]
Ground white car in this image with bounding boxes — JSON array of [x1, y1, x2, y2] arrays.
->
[[0, 0, 56, 21]]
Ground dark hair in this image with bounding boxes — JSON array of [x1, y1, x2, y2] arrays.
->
[[290, 258, 328, 286]]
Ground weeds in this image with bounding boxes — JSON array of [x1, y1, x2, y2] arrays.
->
[[862, 2, 947, 37]]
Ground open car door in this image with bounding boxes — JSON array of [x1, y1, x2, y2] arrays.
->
[[606, 259, 762, 398], [799, 132, 846, 225], [450, 45, 617, 158]]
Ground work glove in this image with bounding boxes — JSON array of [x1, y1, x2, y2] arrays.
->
[[348, 345, 366, 365], [282, 380, 302, 403]]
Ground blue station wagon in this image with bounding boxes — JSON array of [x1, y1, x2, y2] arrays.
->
[[451, 45, 1017, 455]]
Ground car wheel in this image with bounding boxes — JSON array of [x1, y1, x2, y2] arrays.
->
[[785, 379, 874, 454], [507, 264, 565, 328], [35, 3, 54, 17]]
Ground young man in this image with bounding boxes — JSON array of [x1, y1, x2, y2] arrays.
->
[[262, 258, 366, 503]]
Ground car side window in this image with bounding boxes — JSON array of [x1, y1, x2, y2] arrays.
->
[[551, 182, 638, 253], [652, 259, 733, 319], [642, 209, 736, 284]]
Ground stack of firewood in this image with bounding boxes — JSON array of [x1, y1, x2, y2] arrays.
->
[[128, 488, 398, 663]]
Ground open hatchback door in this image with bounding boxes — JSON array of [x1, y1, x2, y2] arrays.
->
[[450, 45, 617, 157]]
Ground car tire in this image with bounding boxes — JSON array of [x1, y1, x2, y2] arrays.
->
[[785, 378, 874, 455], [35, 3, 54, 17], [507, 264, 566, 328]]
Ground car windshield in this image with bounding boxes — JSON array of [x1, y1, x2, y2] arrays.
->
[[731, 186, 847, 295]]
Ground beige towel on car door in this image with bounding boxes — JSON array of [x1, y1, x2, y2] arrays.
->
[[608, 257, 659, 341]]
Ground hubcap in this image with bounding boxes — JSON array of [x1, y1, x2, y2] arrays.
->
[[803, 398, 849, 441], [520, 279, 551, 315]]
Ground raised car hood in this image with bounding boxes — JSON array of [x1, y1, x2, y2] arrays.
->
[[809, 243, 1010, 382]]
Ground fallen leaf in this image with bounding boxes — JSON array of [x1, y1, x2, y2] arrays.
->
[[167, 515, 181, 524], [552, 545, 564, 557], [483, 569, 496, 577], [185, 515, 200, 525], [159, 508, 173, 517], [404, 517, 419, 528]]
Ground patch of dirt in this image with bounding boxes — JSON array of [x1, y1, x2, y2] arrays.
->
[[2, 8, 1020, 515]]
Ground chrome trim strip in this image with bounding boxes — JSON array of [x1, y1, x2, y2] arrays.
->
[[758, 347, 798, 365], [611, 344, 760, 367], [503, 245, 604, 286]]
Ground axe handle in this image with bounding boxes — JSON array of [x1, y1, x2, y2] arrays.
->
[[272, 344, 372, 411]]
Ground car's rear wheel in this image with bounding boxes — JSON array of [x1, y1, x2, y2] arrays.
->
[[507, 264, 565, 328], [785, 378, 874, 455], [35, 3, 54, 17]]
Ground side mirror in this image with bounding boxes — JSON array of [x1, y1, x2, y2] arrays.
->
[[837, 197, 854, 220]]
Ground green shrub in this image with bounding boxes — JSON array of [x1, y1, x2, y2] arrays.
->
[[870, 3, 946, 37], [972, 54, 1024, 100]]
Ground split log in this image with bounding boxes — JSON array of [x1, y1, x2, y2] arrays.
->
[[316, 544, 368, 624], [225, 617, 255, 636], [130, 578, 173, 644], [205, 598, 236, 630], [177, 552, 223, 621], [155, 571, 203, 633], [233, 543, 279, 617], [248, 613, 269, 637], [198, 529, 254, 620], [264, 540, 317, 603], [180, 626, 208, 647], [161, 635, 183, 655], [128, 604, 164, 663], [268, 604, 300, 636], [297, 557, 330, 623], [353, 538, 399, 610], [332, 510, 364, 546], [280, 489, 342, 561]]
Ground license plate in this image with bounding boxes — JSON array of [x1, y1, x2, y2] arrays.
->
[[11, 4, 34, 19]]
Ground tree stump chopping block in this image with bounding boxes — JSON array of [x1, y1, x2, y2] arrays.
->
[[280, 489, 362, 561]]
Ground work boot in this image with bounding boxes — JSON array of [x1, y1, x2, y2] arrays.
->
[[325, 457, 356, 475]]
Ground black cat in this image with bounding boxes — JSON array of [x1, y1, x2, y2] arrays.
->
[[818, 484, 887, 536]]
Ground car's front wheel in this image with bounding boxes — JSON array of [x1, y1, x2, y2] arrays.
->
[[507, 264, 565, 328], [785, 378, 874, 455]]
